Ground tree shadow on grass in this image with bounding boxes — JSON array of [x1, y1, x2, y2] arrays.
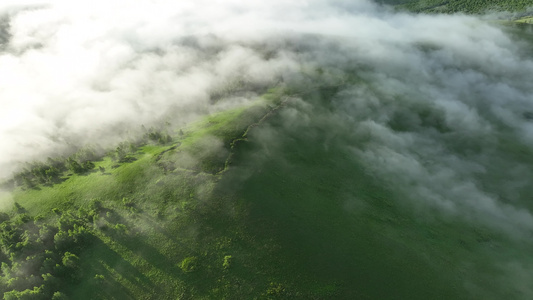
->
[[138, 214, 193, 251], [41, 176, 68, 187], [118, 234, 220, 298], [77, 169, 98, 176], [72, 262, 136, 300], [98, 211, 183, 276], [23, 185, 41, 191], [84, 237, 153, 289], [116, 233, 183, 278]]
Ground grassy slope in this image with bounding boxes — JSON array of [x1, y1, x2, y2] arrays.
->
[[218, 86, 533, 299], [5, 89, 313, 299], [516, 16, 533, 23], [8, 86, 379, 299], [379, 0, 533, 17], [4, 72, 533, 299], [2, 0, 533, 295]]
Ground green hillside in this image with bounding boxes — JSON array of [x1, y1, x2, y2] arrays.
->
[[2, 3, 533, 299], [3, 65, 533, 298], [380, 0, 533, 15], [0, 89, 299, 299]]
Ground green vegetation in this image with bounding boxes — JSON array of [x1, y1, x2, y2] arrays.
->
[[379, 0, 533, 19], [3, 1, 533, 299], [1, 89, 319, 299], [179, 257, 198, 273], [0, 205, 91, 299], [2, 56, 533, 298], [216, 85, 518, 299], [516, 15, 533, 23], [222, 255, 232, 270], [400, 0, 533, 14], [3, 62, 533, 298], [1, 126, 175, 193]]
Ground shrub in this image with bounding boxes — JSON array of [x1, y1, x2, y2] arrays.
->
[[266, 282, 286, 297], [4, 286, 46, 300], [222, 255, 232, 270], [66, 158, 84, 174], [88, 199, 103, 212], [122, 197, 134, 207], [82, 161, 95, 171], [114, 224, 127, 234], [51, 291, 68, 300], [179, 256, 198, 273], [93, 274, 105, 284], [62, 252, 79, 269]]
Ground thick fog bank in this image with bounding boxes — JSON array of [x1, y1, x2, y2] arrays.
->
[[2, 0, 533, 234]]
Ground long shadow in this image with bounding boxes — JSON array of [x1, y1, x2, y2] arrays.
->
[[113, 232, 183, 279], [99, 211, 186, 278], [65, 234, 154, 300], [120, 234, 221, 295], [104, 204, 186, 247], [97, 268, 136, 300], [45, 176, 68, 186], [88, 237, 154, 289], [138, 215, 192, 250], [25, 185, 41, 191], [78, 169, 98, 176], [74, 262, 136, 300]]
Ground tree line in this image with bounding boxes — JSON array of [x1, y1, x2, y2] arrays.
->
[[2, 127, 174, 191], [399, 0, 533, 14]]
